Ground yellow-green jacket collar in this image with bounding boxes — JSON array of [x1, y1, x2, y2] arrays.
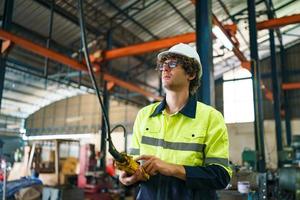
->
[[150, 95, 197, 118]]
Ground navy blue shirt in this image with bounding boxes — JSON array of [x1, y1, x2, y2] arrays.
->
[[137, 165, 230, 200]]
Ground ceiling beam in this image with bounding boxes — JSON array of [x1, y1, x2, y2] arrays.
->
[[91, 12, 250, 70], [257, 13, 300, 30], [0, 29, 161, 101], [282, 82, 300, 90], [91, 32, 196, 61], [92, 14, 300, 67]]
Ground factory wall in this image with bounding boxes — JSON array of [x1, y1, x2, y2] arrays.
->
[[260, 42, 300, 119], [228, 119, 300, 169], [25, 93, 140, 136]]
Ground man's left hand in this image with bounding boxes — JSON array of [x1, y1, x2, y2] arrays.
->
[[136, 155, 186, 181], [136, 155, 172, 176]]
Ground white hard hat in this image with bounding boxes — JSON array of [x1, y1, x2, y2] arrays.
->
[[157, 43, 202, 78]]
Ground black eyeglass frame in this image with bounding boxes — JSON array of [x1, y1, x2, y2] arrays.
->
[[156, 59, 182, 71]]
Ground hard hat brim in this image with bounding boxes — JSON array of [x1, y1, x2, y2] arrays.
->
[[157, 50, 191, 61]]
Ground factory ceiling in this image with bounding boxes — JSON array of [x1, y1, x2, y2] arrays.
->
[[0, 0, 299, 133]]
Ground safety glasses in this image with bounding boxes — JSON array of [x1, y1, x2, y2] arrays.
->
[[157, 60, 181, 71]]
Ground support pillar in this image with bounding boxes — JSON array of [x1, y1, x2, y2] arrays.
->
[[280, 46, 292, 146], [0, 0, 14, 108], [44, 0, 55, 78], [267, 5, 283, 167], [100, 30, 112, 170], [247, 0, 266, 172], [195, 0, 214, 105]]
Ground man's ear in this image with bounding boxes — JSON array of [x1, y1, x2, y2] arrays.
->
[[188, 73, 196, 81]]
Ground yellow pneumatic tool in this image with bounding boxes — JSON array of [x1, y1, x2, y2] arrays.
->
[[107, 126, 149, 179], [115, 152, 150, 180], [108, 132, 149, 180]]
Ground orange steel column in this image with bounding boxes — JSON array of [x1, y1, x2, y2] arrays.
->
[[0, 29, 162, 101], [257, 14, 300, 30]]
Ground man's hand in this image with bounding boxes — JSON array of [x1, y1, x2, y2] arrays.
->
[[119, 167, 147, 186], [136, 155, 186, 180]]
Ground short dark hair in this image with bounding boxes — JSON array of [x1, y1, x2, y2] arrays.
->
[[157, 53, 201, 95]]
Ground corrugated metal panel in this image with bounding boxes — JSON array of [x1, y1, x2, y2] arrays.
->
[[0, 0, 4, 16], [121, 1, 194, 41], [260, 42, 300, 119], [286, 42, 300, 83], [13, 0, 51, 37], [12, 0, 83, 47], [2, 67, 88, 118], [0, 0, 299, 130]]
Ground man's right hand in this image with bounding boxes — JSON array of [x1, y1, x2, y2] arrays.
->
[[119, 167, 147, 186]]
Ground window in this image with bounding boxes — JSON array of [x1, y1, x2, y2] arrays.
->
[[223, 67, 254, 123]]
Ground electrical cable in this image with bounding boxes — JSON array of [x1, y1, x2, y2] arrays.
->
[[110, 124, 127, 135], [77, 1, 149, 180], [77, 0, 125, 162]]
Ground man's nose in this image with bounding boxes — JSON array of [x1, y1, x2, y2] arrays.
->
[[162, 64, 171, 71]]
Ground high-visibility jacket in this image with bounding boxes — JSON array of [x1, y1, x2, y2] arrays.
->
[[129, 95, 232, 199]]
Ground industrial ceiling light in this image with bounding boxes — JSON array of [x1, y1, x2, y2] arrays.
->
[[212, 26, 233, 50]]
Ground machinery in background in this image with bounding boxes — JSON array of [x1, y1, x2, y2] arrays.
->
[[8, 140, 121, 199], [242, 148, 258, 171], [224, 163, 267, 200], [218, 148, 267, 200], [25, 139, 80, 186], [226, 135, 300, 200], [277, 135, 300, 200], [7, 139, 85, 200], [77, 144, 121, 200], [78, 144, 108, 193]]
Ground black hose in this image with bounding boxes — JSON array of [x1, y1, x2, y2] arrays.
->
[[77, 0, 125, 162]]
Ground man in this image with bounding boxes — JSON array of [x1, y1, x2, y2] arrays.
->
[[119, 43, 232, 199]]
